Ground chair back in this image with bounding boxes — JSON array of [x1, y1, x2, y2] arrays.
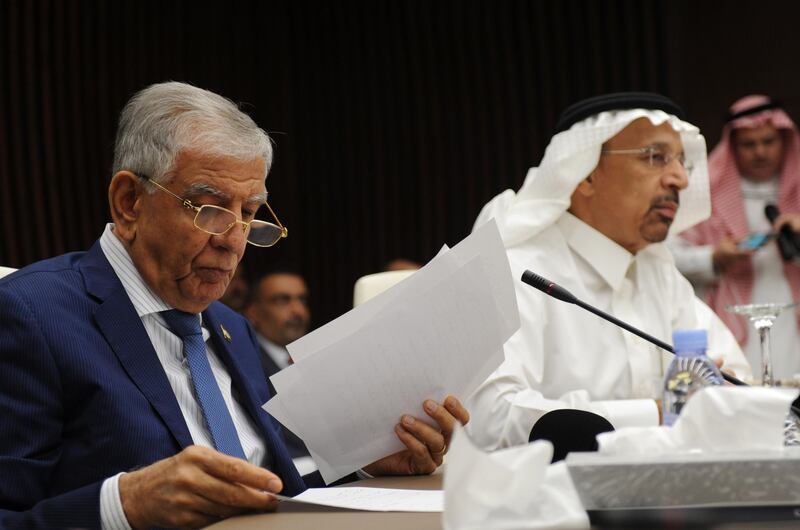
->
[[353, 270, 416, 307]]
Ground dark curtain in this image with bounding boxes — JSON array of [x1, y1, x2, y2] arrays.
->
[[1, 0, 673, 326]]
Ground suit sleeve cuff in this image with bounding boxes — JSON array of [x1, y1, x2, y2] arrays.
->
[[100, 472, 133, 530], [594, 399, 660, 429]]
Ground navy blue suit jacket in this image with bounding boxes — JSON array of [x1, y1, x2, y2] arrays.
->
[[0, 241, 308, 529]]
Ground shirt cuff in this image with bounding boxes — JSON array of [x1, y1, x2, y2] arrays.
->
[[594, 398, 660, 429], [100, 472, 133, 530], [677, 244, 718, 283]]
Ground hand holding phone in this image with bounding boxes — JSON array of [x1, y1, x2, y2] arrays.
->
[[737, 232, 772, 250]]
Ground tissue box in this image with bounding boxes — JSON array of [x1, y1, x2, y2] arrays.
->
[[566, 448, 800, 510]]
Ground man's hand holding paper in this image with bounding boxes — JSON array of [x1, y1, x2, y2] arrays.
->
[[263, 220, 518, 483], [364, 396, 470, 476]]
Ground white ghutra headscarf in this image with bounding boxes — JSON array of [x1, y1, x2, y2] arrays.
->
[[475, 107, 711, 248]]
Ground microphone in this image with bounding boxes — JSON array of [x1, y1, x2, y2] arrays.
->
[[529, 409, 614, 463], [520, 270, 745, 387], [765, 204, 797, 261]]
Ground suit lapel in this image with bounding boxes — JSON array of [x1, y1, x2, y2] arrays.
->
[[82, 242, 194, 449], [78, 242, 304, 491], [203, 307, 269, 427], [204, 308, 284, 459], [203, 306, 306, 493]]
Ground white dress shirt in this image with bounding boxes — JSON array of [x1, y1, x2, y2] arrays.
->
[[97, 224, 267, 530], [466, 213, 751, 450]]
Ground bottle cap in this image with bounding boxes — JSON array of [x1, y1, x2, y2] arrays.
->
[[672, 329, 707, 352]]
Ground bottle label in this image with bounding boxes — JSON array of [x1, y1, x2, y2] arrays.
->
[[666, 371, 693, 392]]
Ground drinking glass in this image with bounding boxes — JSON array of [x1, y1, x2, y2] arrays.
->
[[726, 302, 796, 387], [727, 302, 800, 445]]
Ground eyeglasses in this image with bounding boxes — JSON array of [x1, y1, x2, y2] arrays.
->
[[137, 174, 288, 247], [601, 146, 694, 175]]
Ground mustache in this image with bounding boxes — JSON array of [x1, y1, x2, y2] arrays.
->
[[651, 191, 680, 209]]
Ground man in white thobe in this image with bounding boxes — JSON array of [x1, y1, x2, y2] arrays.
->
[[672, 95, 800, 381], [466, 93, 751, 450]]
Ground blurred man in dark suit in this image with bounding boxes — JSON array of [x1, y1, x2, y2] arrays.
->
[[245, 267, 312, 459], [245, 268, 311, 377]]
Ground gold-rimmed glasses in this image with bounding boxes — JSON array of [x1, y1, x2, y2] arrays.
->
[[138, 174, 288, 247], [601, 146, 694, 175]]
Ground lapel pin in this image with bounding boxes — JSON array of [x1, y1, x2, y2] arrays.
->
[[220, 324, 232, 342]]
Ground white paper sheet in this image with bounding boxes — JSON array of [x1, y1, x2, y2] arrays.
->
[[276, 487, 443, 512], [286, 220, 516, 363], [263, 220, 518, 483]]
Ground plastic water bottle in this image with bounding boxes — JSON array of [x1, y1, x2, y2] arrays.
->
[[662, 329, 723, 426]]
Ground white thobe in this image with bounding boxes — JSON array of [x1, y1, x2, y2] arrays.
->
[[466, 213, 751, 450]]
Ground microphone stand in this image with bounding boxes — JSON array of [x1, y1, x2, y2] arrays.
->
[[520, 269, 745, 386], [521, 270, 800, 418]]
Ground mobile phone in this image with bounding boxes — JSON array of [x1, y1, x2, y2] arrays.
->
[[737, 232, 771, 250]]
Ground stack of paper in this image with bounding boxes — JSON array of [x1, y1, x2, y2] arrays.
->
[[263, 220, 519, 483]]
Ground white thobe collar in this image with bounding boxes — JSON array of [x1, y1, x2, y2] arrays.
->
[[557, 212, 635, 292]]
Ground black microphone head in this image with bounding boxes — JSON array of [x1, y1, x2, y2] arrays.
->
[[529, 409, 615, 463], [765, 203, 780, 223], [521, 270, 551, 291], [521, 270, 578, 304], [765, 203, 798, 260]]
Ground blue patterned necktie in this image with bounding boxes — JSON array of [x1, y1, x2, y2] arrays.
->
[[161, 310, 246, 459]]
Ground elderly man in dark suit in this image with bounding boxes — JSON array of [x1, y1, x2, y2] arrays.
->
[[0, 81, 468, 530]]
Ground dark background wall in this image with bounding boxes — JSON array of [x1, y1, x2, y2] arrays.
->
[[3, 0, 800, 327]]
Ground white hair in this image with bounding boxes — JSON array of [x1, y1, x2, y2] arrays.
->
[[112, 81, 273, 189]]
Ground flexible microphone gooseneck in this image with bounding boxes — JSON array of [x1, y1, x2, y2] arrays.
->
[[520, 270, 746, 387]]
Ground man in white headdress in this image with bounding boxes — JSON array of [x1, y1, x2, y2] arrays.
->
[[466, 93, 751, 450]]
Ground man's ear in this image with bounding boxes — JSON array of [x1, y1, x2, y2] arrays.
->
[[108, 171, 143, 243]]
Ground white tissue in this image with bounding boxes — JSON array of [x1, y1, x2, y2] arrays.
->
[[597, 386, 798, 456], [443, 427, 589, 530]]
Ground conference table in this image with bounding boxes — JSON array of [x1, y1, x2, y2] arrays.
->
[[206, 471, 800, 530], [207, 473, 442, 530]]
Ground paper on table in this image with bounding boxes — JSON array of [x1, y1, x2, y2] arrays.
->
[[274, 487, 443, 512], [264, 220, 518, 483]]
